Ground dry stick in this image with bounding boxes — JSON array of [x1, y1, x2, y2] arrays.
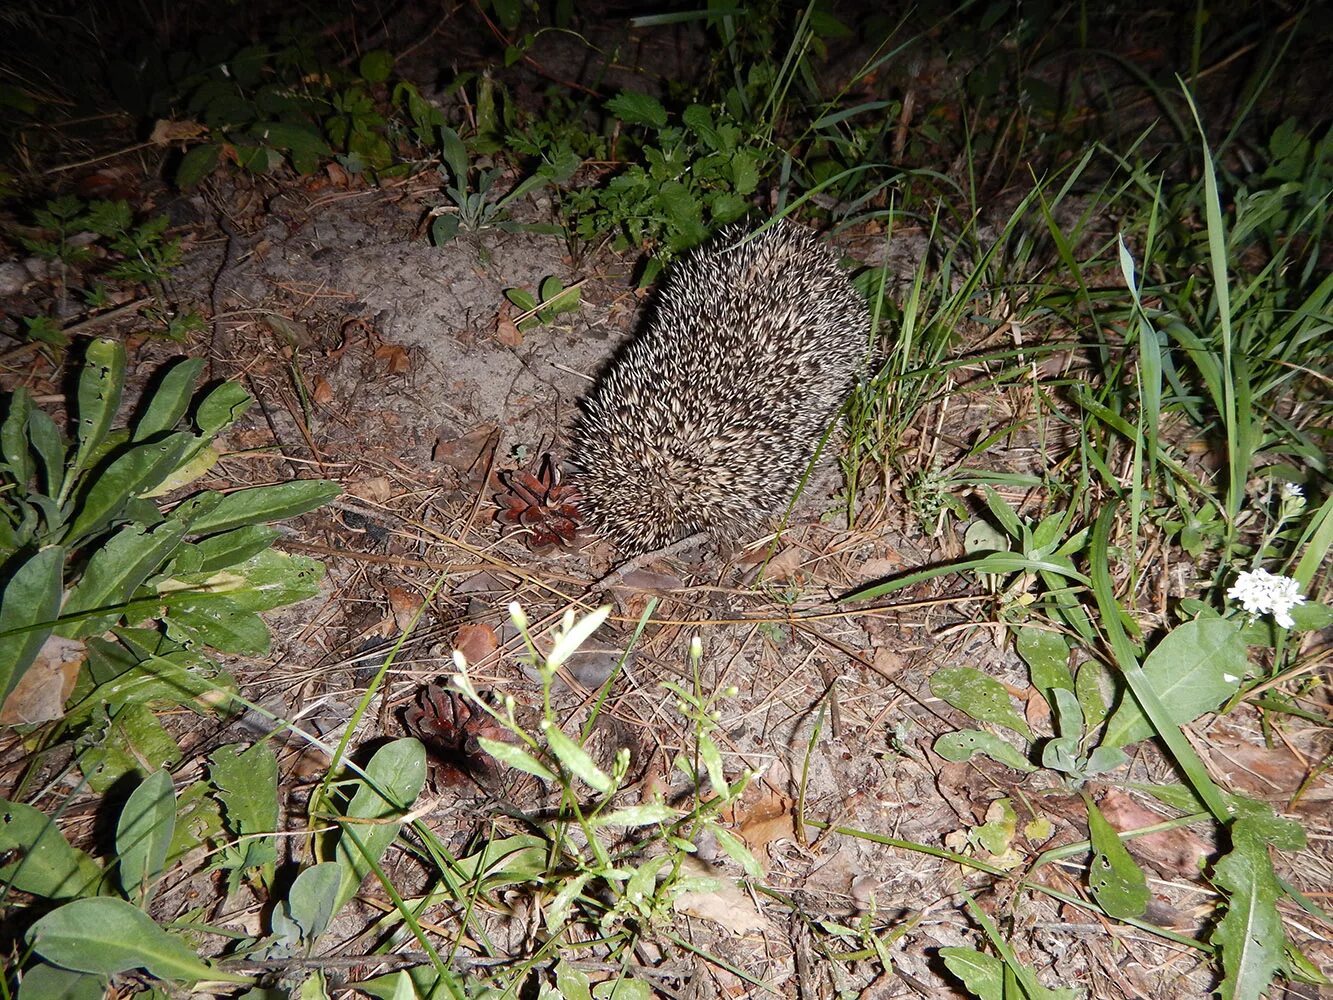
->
[[209, 211, 247, 368]]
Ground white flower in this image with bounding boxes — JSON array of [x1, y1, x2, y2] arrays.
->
[[1280, 482, 1303, 500], [1227, 568, 1306, 628]]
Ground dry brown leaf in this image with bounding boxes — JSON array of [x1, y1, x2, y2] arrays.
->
[[374, 342, 412, 374], [347, 476, 393, 503], [149, 119, 209, 144], [495, 307, 523, 347], [672, 855, 769, 936], [0, 636, 85, 725], [433, 424, 498, 475], [454, 622, 499, 665], [311, 375, 334, 407], [387, 585, 424, 632], [730, 791, 798, 859]]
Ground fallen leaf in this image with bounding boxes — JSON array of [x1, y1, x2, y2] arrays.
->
[[347, 476, 393, 503], [387, 585, 424, 632], [311, 375, 334, 407], [149, 119, 209, 144], [728, 791, 798, 859], [373, 342, 412, 374], [495, 305, 523, 347], [672, 856, 769, 936], [0, 636, 85, 725], [454, 623, 499, 665], [433, 424, 498, 475]]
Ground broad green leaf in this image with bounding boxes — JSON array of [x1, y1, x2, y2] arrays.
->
[[27, 407, 66, 501], [194, 380, 252, 437], [334, 739, 426, 912], [1213, 818, 1289, 1000], [606, 90, 668, 129], [2, 386, 33, 487], [697, 730, 727, 797], [116, 770, 176, 904], [592, 980, 651, 1000], [185, 480, 340, 536], [0, 545, 64, 703], [58, 521, 188, 638], [140, 445, 219, 498], [0, 799, 103, 899], [69, 338, 126, 488], [929, 666, 1033, 739], [544, 872, 590, 932], [1085, 799, 1149, 919], [26, 897, 248, 982], [79, 703, 182, 792], [176, 144, 222, 189], [61, 432, 195, 544], [161, 597, 270, 655], [542, 720, 613, 793], [933, 730, 1036, 772], [210, 742, 279, 838], [1015, 627, 1073, 700], [132, 359, 204, 442], [476, 737, 556, 781], [436, 126, 469, 185], [1103, 618, 1247, 747], [274, 862, 341, 944], [359, 50, 394, 83], [711, 824, 764, 878], [16, 962, 107, 1000], [553, 962, 593, 1000]]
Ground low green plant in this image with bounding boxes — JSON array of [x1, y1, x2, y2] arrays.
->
[[561, 90, 766, 281], [427, 119, 575, 245], [503, 276, 581, 331], [0, 339, 337, 765], [15, 196, 199, 345]]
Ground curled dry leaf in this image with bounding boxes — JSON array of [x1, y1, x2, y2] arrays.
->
[[311, 375, 335, 407], [386, 585, 425, 633], [672, 855, 769, 936], [0, 635, 85, 725], [454, 622, 499, 665]]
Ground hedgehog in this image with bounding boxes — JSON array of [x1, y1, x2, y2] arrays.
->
[[571, 220, 869, 555]]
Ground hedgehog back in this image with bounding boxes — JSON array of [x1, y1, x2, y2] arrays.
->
[[573, 222, 868, 554]]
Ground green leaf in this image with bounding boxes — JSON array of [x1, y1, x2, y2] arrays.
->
[[476, 737, 556, 781], [1213, 818, 1289, 1000], [929, 666, 1033, 739], [1015, 627, 1073, 701], [0, 799, 103, 899], [1102, 618, 1247, 747], [542, 720, 613, 793], [0, 545, 64, 703], [275, 862, 342, 945], [592, 979, 652, 1000], [334, 739, 426, 912], [606, 90, 668, 129], [184, 480, 341, 536], [26, 897, 249, 982], [211, 742, 279, 837], [933, 730, 1036, 772], [436, 126, 469, 185], [68, 339, 126, 489], [176, 144, 222, 190], [133, 359, 204, 442], [162, 596, 270, 655], [61, 432, 195, 544], [194, 380, 252, 438], [116, 770, 176, 904], [1085, 798, 1149, 919], [359, 50, 394, 83], [592, 802, 680, 828], [79, 703, 182, 792], [16, 962, 108, 1000], [2, 386, 34, 488], [58, 521, 188, 638]]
